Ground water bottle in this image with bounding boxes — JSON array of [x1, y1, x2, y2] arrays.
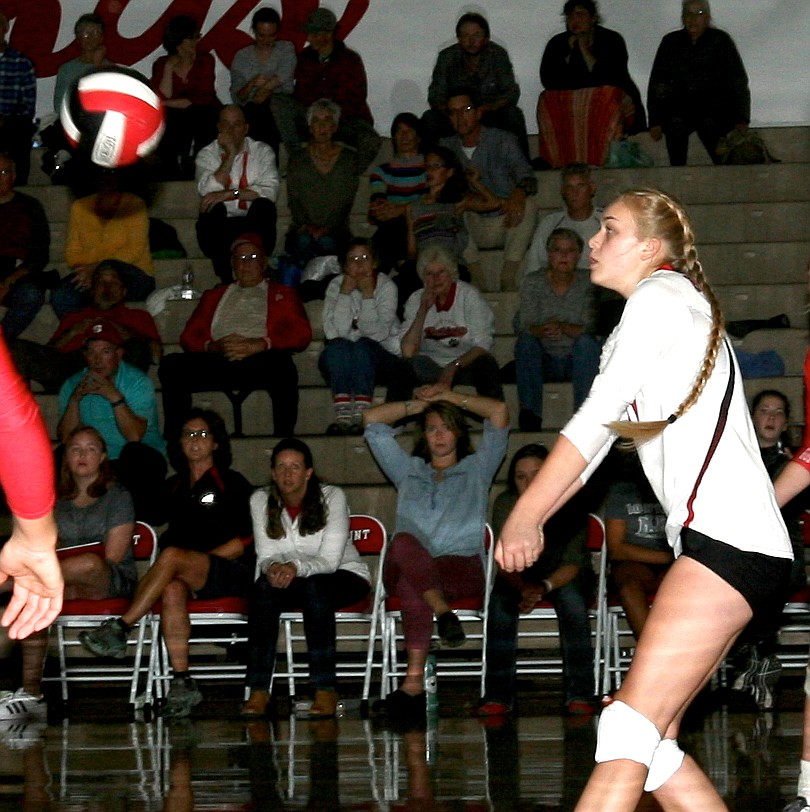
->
[[424, 645, 439, 764], [180, 264, 200, 300]]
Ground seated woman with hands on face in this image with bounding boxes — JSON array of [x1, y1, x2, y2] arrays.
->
[[319, 237, 412, 435]]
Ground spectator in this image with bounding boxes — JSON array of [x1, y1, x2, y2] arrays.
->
[[540, 0, 646, 134], [320, 237, 411, 435], [525, 164, 601, 273], [441, 89, 537, 292], [230, 6, 297, 154], [51, 172, 155, 319], [0, 9, 35, 184], [424, 12, 528, 157], [57, 322, 167, 524], [514, 228, 601, 431], [293, 7, 381, 170], [407, 146, 498, 264], [285, 99, 360, 268], [12, 262, 161, 394], [526, 164, 624, 336], [151, 15, 221, 179], [53, 13, 109, 113], [0, 425, 135, 723], [730, 390, 807, 709], [44, 13, 110, 185], [195, 104, 279, 282], [159, 234, 312, 442], [479, 443, 597, 717], [79, 409, 254, 719], [604, 453, 671, 640], [368, 113, 426, 276], [241, 438, 370, 719], [0, 151, 53, 339], [363, 388, 509, 722], [648, 0, 750, 165], [400, 244, 503, 401]]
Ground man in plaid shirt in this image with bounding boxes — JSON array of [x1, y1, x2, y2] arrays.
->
[[0, 10, 35, 184]]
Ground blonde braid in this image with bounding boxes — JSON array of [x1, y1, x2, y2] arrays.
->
[[608, 190, 725, 445]]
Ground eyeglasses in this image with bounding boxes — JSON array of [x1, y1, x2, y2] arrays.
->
[[235, 252, 262, 262], [346, 253, 371, 263], [683, 9, 707, 17], [181, 429, 210, 440], [447, 105, 474, 115]]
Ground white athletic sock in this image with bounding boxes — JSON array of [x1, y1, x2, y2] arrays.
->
[[798, 758, 810, 798]]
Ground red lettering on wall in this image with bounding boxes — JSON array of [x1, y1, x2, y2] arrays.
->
[[5, 0, 371, 78]]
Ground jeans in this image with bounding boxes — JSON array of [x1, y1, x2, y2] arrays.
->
[[409, 352, 504, 400], [515, 333, 601, 419], [484, 573, 595, 705], [158, 348, 298, 441], [245, 570, 370, 691], [318, 337, 415, 401], [1, 276, 46, 339]]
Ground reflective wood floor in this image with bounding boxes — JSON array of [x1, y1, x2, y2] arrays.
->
[[0, 678, 805, 811]]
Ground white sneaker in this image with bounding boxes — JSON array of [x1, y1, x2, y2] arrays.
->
[[0, 688, 47, 721], [0, 720, 46, 750]]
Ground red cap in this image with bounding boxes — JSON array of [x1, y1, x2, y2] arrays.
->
[[83, 321, 124, 347]]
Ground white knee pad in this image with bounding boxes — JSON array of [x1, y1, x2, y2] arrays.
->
[[804, 664, 810, 696], [595, 700, 661, 768], [644, 738, 685, 791]]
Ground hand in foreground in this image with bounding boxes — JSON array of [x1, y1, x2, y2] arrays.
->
[[0, 519, 63, 639], [414, 384, 446, 402], [495, 518, 544, 573]]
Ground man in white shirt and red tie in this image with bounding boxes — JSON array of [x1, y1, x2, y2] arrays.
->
[[195, 105, 279, 282]]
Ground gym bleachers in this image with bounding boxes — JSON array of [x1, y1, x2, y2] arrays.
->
[[12, 126, 810, 528]]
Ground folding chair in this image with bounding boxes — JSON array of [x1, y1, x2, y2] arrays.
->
[[146, 593, 250, 707], [381, 525, 495, 698], [774, 509, 810, 672], [270, 514, 388, 709], [43, 521, 158, 706], [479, 513, 607, 696]]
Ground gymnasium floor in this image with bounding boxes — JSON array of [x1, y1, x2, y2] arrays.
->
[[0, 678, 805, 811]]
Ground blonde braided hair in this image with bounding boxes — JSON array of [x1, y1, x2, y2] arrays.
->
[[608, 189, 725, 443]]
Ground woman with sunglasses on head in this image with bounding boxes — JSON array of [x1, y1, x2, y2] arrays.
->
[[79, 408, 254, 719], [498, 188, 791, 810]]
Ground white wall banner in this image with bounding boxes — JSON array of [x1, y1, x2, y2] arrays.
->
[[15, 0, 809, 130]]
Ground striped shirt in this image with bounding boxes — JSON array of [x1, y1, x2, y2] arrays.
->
[[369, 155, 426, 205]]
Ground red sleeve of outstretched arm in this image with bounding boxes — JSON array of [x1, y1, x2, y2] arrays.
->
[[0, 330, 55, 519]]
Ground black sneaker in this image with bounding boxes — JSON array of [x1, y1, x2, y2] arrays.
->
[[78, 618, 128, 659], [160, 677, 203, 719], [437, 611, 465, 648]]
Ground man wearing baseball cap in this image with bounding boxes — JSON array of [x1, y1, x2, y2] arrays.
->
[[293, 7, 381, 169], [57, 320, 166, 523]]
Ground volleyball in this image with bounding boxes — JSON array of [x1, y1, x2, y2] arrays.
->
[[60, 67, 165, 168]]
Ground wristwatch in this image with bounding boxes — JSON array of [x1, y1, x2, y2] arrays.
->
[[232, 188, 240, 199]]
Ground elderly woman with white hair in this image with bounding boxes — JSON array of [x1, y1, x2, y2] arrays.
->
[[648, 0, 750, 165], [284, 98, 362, 266], [399, 244, 503, 400]]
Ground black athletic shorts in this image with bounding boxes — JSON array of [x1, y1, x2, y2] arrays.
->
[[195, 555, 253, 601], [680, 527, 792, 633]]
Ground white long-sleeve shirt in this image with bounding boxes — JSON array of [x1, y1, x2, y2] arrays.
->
[[251, 484, 370, 582], [195, 136, 279, 216], [322, 273, 401, 355], [563, 269, 790, 559]]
